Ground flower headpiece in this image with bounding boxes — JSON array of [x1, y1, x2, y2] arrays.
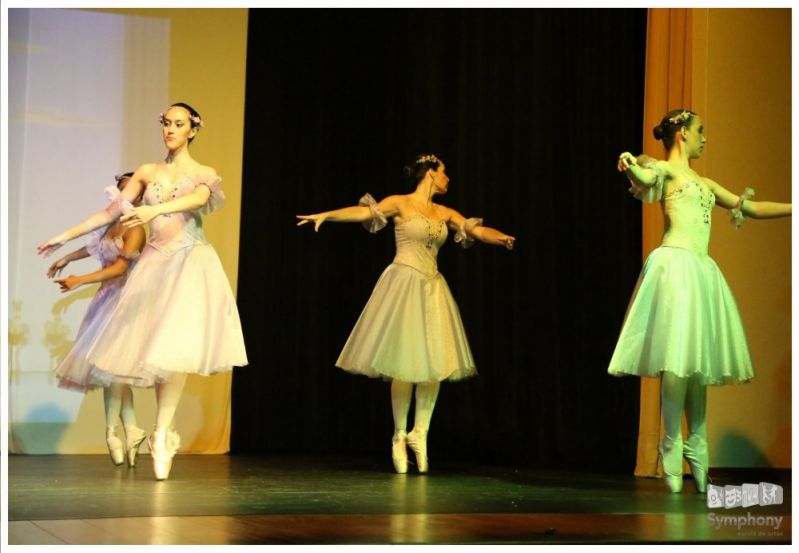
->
[[158, 111, 205, 128], [667, 110, 694, 126], [415, 154, 440, 165]]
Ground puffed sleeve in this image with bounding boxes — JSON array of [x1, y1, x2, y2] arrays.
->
[[193, 175, 226, 214], [627, 154, 664, 203], [359, 193, 388, 233], [728, 187, 755, 229], [453, 217, 483, 249], [104, 185, 135, 215]]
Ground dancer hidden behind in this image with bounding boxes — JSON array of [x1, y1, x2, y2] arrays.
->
[[50, 173, 147, 468], [298, 154, 515, 474], [38, 103, 248, 480], [608, 109, 791, 493]]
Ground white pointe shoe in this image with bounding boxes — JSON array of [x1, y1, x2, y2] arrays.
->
[[392, 431, 408, 474], [125, 426, 147, 468], [406, 429, 429, 474], [659, 435, 684, 493], [149, 428, 181, 481], [106, 427, 125, 466]]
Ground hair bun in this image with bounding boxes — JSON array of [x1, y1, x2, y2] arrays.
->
[[402, 165, 415, 179], [652, 125, 664, 140]]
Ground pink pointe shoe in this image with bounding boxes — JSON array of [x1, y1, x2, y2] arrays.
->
[[106, 426, 125, 466], [659, 435, 684, 493], [406, 429, 429, 474], [683, 434, 709, 494], [148, 427, 181, 481], [124, 426, 147, 468]]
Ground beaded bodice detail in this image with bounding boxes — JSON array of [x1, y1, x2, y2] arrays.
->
[[393, 214, 448, 278], [661, 179, 716, 255], [142, 174, 223, 256]]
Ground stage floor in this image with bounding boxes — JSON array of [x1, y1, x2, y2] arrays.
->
[[7, 454, 791, 545]]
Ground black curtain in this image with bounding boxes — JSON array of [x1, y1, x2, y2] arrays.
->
[[233, 8, 647, 472]]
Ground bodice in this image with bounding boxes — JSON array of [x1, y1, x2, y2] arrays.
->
[[661, 179, 716, 255], [142, 173, 224, 256], [392, 214, 449, 277]]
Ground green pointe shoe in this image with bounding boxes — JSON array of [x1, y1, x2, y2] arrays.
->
[[659, 435, 684, 493], [683, 434, 709, 493]]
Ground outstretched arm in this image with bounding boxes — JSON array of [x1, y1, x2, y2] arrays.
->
[[54, 226, 145, 292], [297, 195, 402, 232], [617, 152, 667, 188], [446, 208, 515, 250], [37, 166, 148, 257], [47, 246, 90, 278], [706, 178, 792, 219]]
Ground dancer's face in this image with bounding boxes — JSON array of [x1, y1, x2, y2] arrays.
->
[[430, 163, 450, 195], [682, 116, 706, 159], [161, 107, 196, 150]]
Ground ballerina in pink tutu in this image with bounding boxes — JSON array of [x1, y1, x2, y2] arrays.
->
[[38, 103, 248, 480], [298, 154, 515, 473], [610, 109, 791, 493], [49, 173, 148, 468]]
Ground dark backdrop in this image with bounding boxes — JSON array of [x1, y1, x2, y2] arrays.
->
[[232, 8, 648, 472]]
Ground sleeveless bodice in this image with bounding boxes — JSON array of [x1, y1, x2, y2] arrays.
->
[[392, 215, 448, 277], [661, 179, 716, 255]]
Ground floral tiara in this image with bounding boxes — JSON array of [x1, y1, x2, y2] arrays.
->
[[667, 110, 694, 125], [158, 111, 205, 128], [415, 154, 440, 165]]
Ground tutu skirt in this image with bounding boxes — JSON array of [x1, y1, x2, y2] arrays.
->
[[54, 278, 126, 392], [608, 246, 753, 385], [86, 242, 248, 387], [336, 263, 477, 383]]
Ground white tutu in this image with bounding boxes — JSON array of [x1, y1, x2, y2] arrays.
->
[[336, 262, 477, 383], [608, 246, 754, 385], [85, 173, 248, 387], [335, 194, 479, 383], [54, 217, 136, 392]]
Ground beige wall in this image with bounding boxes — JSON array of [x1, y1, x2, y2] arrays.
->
[[691, 8, 791, 467]]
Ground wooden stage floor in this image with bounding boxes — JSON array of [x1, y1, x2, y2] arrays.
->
[[7, 454, 791, 545]]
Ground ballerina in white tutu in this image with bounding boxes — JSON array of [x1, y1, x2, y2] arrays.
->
[[609, 109, 791, 493], [49, 173, 148, 468], [297, 154, 515, 473], [38, 103, 248, 480]]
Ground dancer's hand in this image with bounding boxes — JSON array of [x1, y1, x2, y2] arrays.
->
[[296, 213, 328, 232], [37, 236, 66, 258], [120, 205, 159, 228], [617, 152, 637, 172], [499, 235, 516, 250], [55, 275, 83, 292], [47, 257, 70, 278]]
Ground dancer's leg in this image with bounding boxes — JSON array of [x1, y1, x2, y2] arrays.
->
[[660, 372, 688, 492], [390, 380, 413, 474], [391, 380, 413, 433], [103, 384, 125, 466], [119, 385, 138, 429], [103, 384, 124, 429], [117, 385, 146, 467], [407, 381, 441, 473], [683, 375, 709, 492], [154, 373, 187, 431], [150, 373, 187, 480], [412, 381, 441, 432]]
